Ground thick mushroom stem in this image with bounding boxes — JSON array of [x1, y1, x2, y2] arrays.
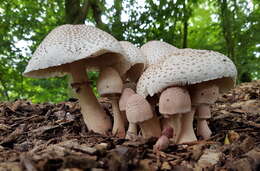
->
[[177, 108, 197, 143], [139, 116, 161, 139], [111, 97, 126, 138], [161, 115, 181, 143], [125, 123, 138, 140], [197, 119, 212, 139], [70, 62, 112, 134], [195, 104, 212, 139]]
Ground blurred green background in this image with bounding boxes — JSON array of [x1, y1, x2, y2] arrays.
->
[[0, 0, 259, 103]]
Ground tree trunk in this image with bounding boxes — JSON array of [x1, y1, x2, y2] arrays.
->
[[218, 0, 237, 65], [182, 1, 188, 48], [65, 0, 90, 24]]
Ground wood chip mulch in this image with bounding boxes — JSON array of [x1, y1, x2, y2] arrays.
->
[[0, 80, 259, 171]]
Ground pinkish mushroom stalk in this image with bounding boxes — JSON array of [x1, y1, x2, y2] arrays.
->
[[153, 127, 173, 152], [70, 62, 112, 134], [125, 123, 138, 140], [159, 87, 195, 143], [126, 94, 161, 139], [197, 119, 212, 139], [177, 108, 197, 143], [119, 88, 137, 140], [195, 104, 212, 139], [97, 67, 125, 138], [191, 83, 219, 140]]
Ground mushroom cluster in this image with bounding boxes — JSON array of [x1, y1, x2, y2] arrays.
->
[[24, 25, 237, 150]]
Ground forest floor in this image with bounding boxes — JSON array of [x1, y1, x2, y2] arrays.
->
[[0, 80, 259, 171]]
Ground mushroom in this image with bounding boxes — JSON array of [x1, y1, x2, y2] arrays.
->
[[97, 67, 125, 138], [115, 41, 147, 138], [119, 87, 137, 139], [159, 87, 195, 143], [140, 40, 178, 67], [190, 82, 219, 139], [126, 94, 161, 139], [136, 48, 237, 143], [153, 127, 173, 152], [23, 24, 131, 134]]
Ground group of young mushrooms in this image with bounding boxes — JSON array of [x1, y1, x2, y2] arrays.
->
[[24, 25, 237, 151]]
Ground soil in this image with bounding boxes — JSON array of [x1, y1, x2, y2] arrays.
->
[[0, 80, 259, 171]]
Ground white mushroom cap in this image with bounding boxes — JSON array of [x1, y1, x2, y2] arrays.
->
[[119, 88, 135, 111], [97, 67, 123, 97], [140, 40, 178, 66], [137, 49, 237, 97], [119, 41, 147, 82], [125, 94, 154, 123], [24, 24, 131, 78]]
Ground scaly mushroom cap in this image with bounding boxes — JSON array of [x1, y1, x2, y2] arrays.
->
[[119, 88, 135, 111], [191, 83, 219, 105], [97, 67, 123, 97], [137, 49, 237, 97], [24, 24, 131, 78], [126, 94, 154, 123], [140, 40, 178, 67], [159, 87, 191, 115], [120, 41, 147, 82]]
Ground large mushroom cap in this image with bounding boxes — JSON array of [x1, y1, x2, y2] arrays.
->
[[140, 40, 178, 67], [137, 49, 237, 97], [119, 41, 147, 82], [24, 24, 131, 78], [126, 94, 154, 123]]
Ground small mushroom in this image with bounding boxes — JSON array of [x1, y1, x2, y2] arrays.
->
[[153, 127, 173, 152], [97, 67, 125, 138], [126, 94, 161, 139], [119, 88, 137, 140], [190, 82, 219, 139], [23, 24, 131, 134], [159, 87, 196, 143]]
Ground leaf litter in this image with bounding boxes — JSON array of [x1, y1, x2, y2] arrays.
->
[[0, 80, 259, 171]]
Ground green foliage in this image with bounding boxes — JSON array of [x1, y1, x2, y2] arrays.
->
[[0, 0, 259, 102]]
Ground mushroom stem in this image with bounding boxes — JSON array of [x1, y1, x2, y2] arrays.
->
[[139, 116, 161, 139], [162, 114, 181, 143], [125, 123, 138, 140], [70, 62, 112, 134], [177, 109, 197, 143], [111, 98, 126, 138], [197, 119, 212, 140], [195, 104, 212, 140]]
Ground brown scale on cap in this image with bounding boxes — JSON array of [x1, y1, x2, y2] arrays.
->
[[126, 94, 161, 139]]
